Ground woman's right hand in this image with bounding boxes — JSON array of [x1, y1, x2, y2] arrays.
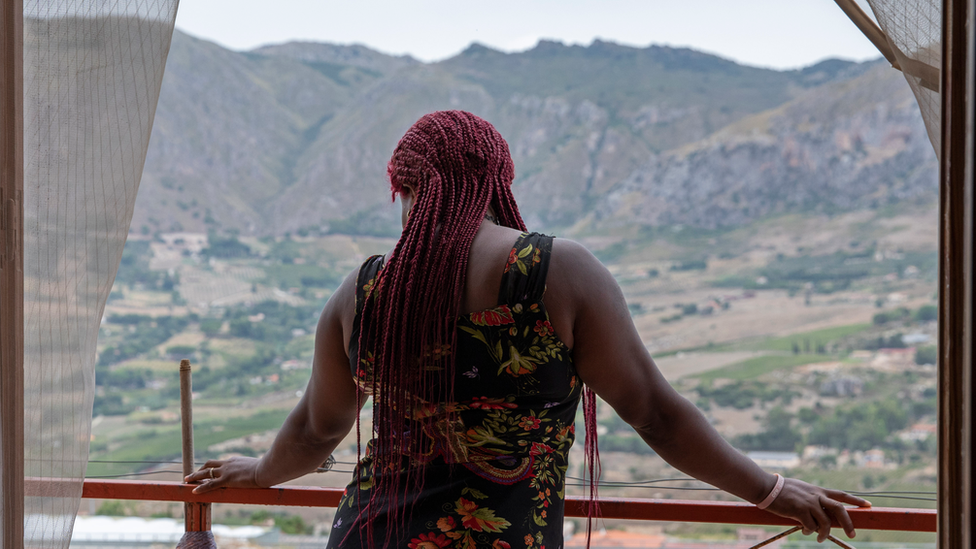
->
[[184, 456, 263, 494], [765, 477, 872, 543]]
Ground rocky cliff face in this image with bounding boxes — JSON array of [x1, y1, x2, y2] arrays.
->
[[132, 31, 935, 237], [597, 67, 934, 230]]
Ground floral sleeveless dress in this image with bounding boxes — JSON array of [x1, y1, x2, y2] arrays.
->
[[327, 233, 583, 549]]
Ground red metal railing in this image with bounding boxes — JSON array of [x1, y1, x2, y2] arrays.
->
[[72, 479, 936, 533]]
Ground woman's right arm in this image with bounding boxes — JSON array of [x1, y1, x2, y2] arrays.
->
[[185, 269, 361, 492], [548, 239, 870, 543]]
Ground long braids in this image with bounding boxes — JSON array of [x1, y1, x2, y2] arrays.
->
[[352, 110, 599, 546]]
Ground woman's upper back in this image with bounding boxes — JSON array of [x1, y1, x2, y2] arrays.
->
[[331, 219, 669, 439], [458, 222, 673, 436], [458, 223, 576, 350], [349, 230, 582, 466]]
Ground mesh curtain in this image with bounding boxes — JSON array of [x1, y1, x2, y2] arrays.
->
[[865, 0, 941, 153], [19, 0, 178, 546]]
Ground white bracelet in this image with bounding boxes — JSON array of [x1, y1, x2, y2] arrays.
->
[[757, 473, 785, 510]]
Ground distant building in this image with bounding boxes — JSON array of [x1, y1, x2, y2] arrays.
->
[[159, 232, 208, 254], [886, 292, 907, 303], [566, 528, 788, 548], [737, 528, 785, 547], [819, 375, 864, 397], [802, 445, 837, 461], [900, 422, 937, 442], [902, 332, 932, 345], [69, 516, 277, 546], [281, 359, 310, 371], [746, 451, 800, 470], [565, 529, 665, 548], [877, 347, 915, 357], [861, 448, 888, 469], [871, 347, 918, 371]]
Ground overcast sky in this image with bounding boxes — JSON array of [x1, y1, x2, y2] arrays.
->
[[174, 0, 883, 70]]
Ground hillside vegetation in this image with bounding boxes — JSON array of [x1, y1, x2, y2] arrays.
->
[[136, 32, 935, 237]]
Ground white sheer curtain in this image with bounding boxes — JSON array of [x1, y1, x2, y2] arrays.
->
[[21, 1, 178, 546], [866, 0, 941, 153]]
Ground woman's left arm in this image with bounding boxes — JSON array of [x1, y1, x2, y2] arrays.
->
[[185, 271, 361, 493], [552, 240, 870, 543]]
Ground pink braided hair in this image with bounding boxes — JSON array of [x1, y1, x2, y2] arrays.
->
[[353, 110, 600, 546]]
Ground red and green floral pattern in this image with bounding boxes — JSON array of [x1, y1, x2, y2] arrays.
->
[[331, 234, 580, 549]]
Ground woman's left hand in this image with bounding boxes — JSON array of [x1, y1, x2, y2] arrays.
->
[[765, 477, 872, 543], [184, 456, 262, 494]]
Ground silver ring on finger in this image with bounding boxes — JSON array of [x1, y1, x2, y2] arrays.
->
[[209, 467, 215, 480]]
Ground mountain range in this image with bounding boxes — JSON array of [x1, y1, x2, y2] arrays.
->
[[134, 31, 937, 237]]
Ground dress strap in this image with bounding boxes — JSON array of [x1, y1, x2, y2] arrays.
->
[[497, 232, 554, 305], [349, 254, 384, 376], [354, 254, 385, 315]]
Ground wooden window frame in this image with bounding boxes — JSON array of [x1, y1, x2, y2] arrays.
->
[[939, 0, 976, 546], [0, 0, 23, 546]]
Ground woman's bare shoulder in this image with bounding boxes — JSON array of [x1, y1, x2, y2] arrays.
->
[[548, 237, 615, 295], [329, 251, 391, 319], [544, 237, 618, 350], [318, 265, 362, 355]]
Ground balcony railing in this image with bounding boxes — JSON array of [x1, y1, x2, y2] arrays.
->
[[72, 478, 935, 532], [45, 477, 935, 546]]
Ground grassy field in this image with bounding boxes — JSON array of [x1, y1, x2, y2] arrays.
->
[[663, 323, 872, 357], [696, 353, 834, 381], [746, 323, 872, 352], [88, 409, 290, 476]]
